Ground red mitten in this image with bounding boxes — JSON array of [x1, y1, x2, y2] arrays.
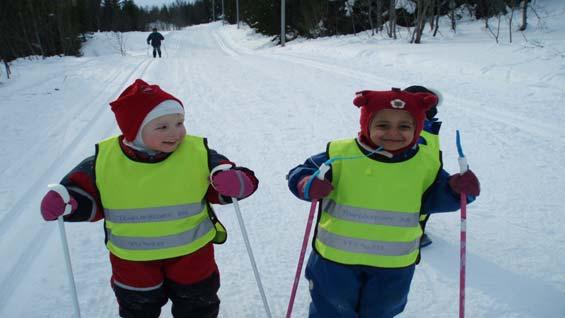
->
[[297, 176, 333, 200], [449, 170, 480, 196], [40, 190, 78, 221]]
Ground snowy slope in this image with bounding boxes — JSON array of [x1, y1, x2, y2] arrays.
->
[[0, 2, 564, 317]]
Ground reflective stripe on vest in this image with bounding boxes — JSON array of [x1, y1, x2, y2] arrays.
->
[[107, 220, 214, 250], [314, 138, 441, 268], [323, 199, 420, 227], [317, 228, 420, 256], [96, 135, 220, 261], [105, 202, 205, 224]]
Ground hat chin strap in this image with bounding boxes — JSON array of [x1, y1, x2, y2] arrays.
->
[[357, 135, 394, 158]]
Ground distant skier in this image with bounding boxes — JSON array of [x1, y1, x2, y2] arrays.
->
[[287, 88, 480, 317], [147, 28, 164, 58], [40, 79, 259, 318]]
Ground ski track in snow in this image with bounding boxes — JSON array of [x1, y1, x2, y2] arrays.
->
[[0, 58, 155, 315], [1, 19, 564, 317], [214, 28, 564, 143]]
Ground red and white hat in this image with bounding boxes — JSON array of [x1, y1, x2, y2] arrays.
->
[[353, 87, 438, 150], [110, 79, 184, 141]]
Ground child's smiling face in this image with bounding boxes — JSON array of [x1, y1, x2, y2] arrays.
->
[[141, 113, 186, 153], [369, 109, 415, 151]]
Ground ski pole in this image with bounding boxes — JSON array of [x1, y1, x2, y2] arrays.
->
[[285, 200, 316, 318], [232, 198, 272, 318], [47, 184, 81, 318], [455, 131, 468, 318], [285, 163, 330, 318], [210, 163, 272, 317]]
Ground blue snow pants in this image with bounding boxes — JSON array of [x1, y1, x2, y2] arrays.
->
[[305, 251, 415, 318]]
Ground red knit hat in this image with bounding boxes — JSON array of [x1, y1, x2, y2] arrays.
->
[[110, 79, 183, 141], [353, 87, 438, 150]]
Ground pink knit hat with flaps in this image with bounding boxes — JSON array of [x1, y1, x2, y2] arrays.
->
[[353, 87, 438, 150]]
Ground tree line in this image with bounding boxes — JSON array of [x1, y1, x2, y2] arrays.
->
[[0, 0, 214, 63], [0, 0, 531, 64], [241, 0, 530, 43]]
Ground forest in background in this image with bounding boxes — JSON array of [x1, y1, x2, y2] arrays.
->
[[0, 0, 532, 65]]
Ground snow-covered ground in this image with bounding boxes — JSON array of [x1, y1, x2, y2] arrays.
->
[[1, 1, 564, 317]]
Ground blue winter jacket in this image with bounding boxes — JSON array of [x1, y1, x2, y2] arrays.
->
[[146, 31, 164, 47]]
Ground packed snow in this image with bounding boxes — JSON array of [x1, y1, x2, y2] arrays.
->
[[1, 2, 564, 317]]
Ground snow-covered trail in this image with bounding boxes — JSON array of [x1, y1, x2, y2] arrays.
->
[[0, 56, 158, 317], [0, 21, 563, 317]]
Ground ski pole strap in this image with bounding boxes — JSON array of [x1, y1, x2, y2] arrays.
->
[[48, 184, 74, 216], [303, 146, 383, 200], [303, 161, 331, 201]]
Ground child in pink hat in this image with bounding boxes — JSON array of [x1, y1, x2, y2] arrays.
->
[[287, 88, 480, 318], [40, 79, 258, 318]]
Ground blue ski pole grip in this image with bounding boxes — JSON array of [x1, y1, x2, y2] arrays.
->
[[456, 130, 468, 174]]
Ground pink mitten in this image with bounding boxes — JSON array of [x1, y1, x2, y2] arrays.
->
[[297, 176, 333, 200], [40, 190, 78, 221], [211, 169, 256, 198]]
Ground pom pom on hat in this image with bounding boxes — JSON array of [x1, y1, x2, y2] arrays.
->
[[110, 79, 184, 141], [354, 87, 438, 150]]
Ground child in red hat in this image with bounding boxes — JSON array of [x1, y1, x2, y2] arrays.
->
[[40, 79, 259, 318], [287, 88, 480, 318]]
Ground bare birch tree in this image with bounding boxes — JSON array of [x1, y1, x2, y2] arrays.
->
[[387, 0, 397, 39], [375, 0, 383, 32], [487, 12, 502, 44], [431, 0, 440, 37], [449, 0, 457, 32], [412, 0, 432, 44], [518, 0, 528, 31], [367, 0, 375, 35], [509, 0, 516, 43]]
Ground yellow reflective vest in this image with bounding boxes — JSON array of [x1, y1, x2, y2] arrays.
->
[[314, 138, 441, 268], [95, 135, 226, 261]]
